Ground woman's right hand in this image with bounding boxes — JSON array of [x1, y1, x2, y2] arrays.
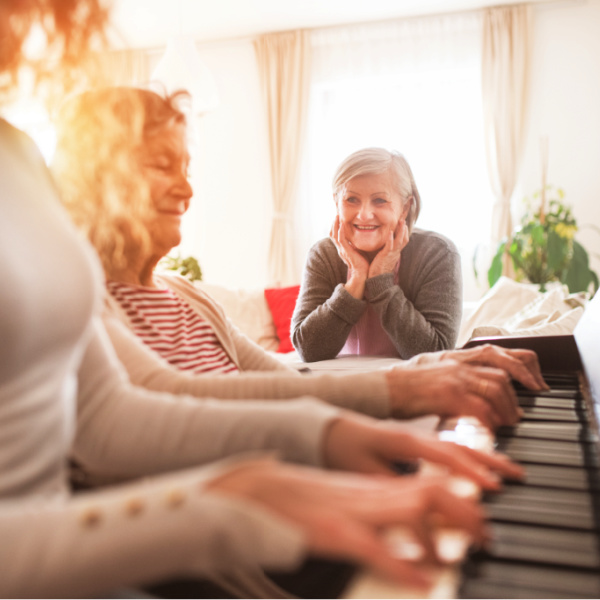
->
[[206, 458, 488, 589], [330, 215, 369, 299]]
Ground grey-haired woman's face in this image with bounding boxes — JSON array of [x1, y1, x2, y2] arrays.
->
[[336, 171, 407, 254]]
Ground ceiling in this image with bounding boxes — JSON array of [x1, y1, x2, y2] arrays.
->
[[107, 0, 546, 49]]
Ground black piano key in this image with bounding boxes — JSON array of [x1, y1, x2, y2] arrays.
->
[[518, 405, 580, 422], [531, 376, 579, 390], [497, 436, 585, 454], [485, 483, 593, 508], [484, 503, 596, 530], [461, 579, 561, 599], [517, 395, 578, 409], [513, 373, 579, 390], [521, 463, 598, 491], [496, 437, 587, 467], [538, 380, 580, 391], [483, 490, 596, 530], [482, 522, 600, 569], [460, 560, 600, 599], [497, 421, 597, 443], [516, 388, 580, 399]]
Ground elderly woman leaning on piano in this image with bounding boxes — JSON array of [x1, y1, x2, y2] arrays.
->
[[292, 147, 461, 363], [52, 86, 548, 433]]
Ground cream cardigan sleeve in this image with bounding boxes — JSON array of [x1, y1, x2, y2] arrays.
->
[[0, 459, 306, 599], [1, 321, 326, 598], [102, 309, 392, 419], [74, 319, 341, 480], [155, 273, 295, 373]]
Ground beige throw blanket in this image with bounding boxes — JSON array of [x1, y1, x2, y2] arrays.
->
[[457, 277, 587, 348]]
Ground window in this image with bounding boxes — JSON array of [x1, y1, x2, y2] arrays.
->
[[296, 13, 493, 301]]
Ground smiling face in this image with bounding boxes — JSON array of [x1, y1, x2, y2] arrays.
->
[[140, 119, 192, 258], [336, 170, 406, 257]]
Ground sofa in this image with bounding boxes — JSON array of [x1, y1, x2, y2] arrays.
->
[[194, 277, 588, 365]]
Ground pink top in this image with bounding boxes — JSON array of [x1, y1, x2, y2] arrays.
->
[[107, 280, 239, 375], [339, 260, 401, 358]]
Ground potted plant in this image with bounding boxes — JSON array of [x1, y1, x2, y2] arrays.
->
[[159, 253, 203, 282], [486, 186, 598, 295]]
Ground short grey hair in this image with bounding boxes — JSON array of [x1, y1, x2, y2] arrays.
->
[[332, 147, 421, 232]]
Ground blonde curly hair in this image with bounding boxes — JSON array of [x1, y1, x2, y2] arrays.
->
[[0, 0, 108, 101], [52, 87, 190, 273]]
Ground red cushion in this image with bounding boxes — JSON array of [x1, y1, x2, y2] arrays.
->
[[264, 285, 301, 353]]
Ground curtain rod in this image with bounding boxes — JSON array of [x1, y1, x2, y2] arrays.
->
[[135, 0, 584, 56]]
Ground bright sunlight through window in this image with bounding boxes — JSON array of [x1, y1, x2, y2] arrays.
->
[[296, 14, 494, 301]]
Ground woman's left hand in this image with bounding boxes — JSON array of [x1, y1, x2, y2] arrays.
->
[[368, 219, 410, 278], [420, 344, 549, 391], [323, 413, 524, 489]]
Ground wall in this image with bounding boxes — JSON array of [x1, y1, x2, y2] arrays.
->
[[182, 0, 600, 293], [519, 0, 600, 284], [179, 41, 273, 290]]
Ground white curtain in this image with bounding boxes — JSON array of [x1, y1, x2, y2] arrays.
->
[[254, 30, 311, 286], [298, 12, 493, 300], [482, 4, 533, 274]]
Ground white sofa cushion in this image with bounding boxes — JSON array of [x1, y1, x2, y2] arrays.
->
[[194, 282, 279, 352], [196, 277, 588, 356]]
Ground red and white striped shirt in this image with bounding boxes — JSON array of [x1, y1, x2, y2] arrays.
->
[[107, 281, 239, 375]]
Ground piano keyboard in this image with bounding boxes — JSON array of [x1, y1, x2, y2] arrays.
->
[[459, 371, 600, 599], [344, 292, 600, 599]]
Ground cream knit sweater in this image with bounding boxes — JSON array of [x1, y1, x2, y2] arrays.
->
[[0, 119, 342, 598]]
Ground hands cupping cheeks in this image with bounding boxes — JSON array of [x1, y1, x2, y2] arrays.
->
[[330, 215, 410, 300]]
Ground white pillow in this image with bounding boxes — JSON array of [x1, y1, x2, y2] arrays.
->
[[194, 282, 279, 352]]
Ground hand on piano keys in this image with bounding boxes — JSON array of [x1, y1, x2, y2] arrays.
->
[[386, 344, 549, 430], [343, 416, 498, 599], [320, 411, 523, 597], [346, 368, 600, 599], [348, 291, 600, 598]]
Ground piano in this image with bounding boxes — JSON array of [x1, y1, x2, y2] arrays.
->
[[345, 289, 600, 599]]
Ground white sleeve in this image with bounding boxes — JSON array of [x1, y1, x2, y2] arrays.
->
[[0, 459, 306, 598], [223, 317, 297, 373], [73, 318, 341, 481], [103, 313, 391, 417]]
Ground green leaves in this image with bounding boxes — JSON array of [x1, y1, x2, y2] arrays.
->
[[481, 186, 598, 297], [159, 254, 203, 282], [547, 229, 569, 273], [488, 241, 506, 288], [562, 240, 599, 294]]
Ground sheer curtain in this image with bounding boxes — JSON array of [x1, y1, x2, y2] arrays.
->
[[296, 12, 494, 301], [482, 4, 533, 275], [254, 30, 311, 286]]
